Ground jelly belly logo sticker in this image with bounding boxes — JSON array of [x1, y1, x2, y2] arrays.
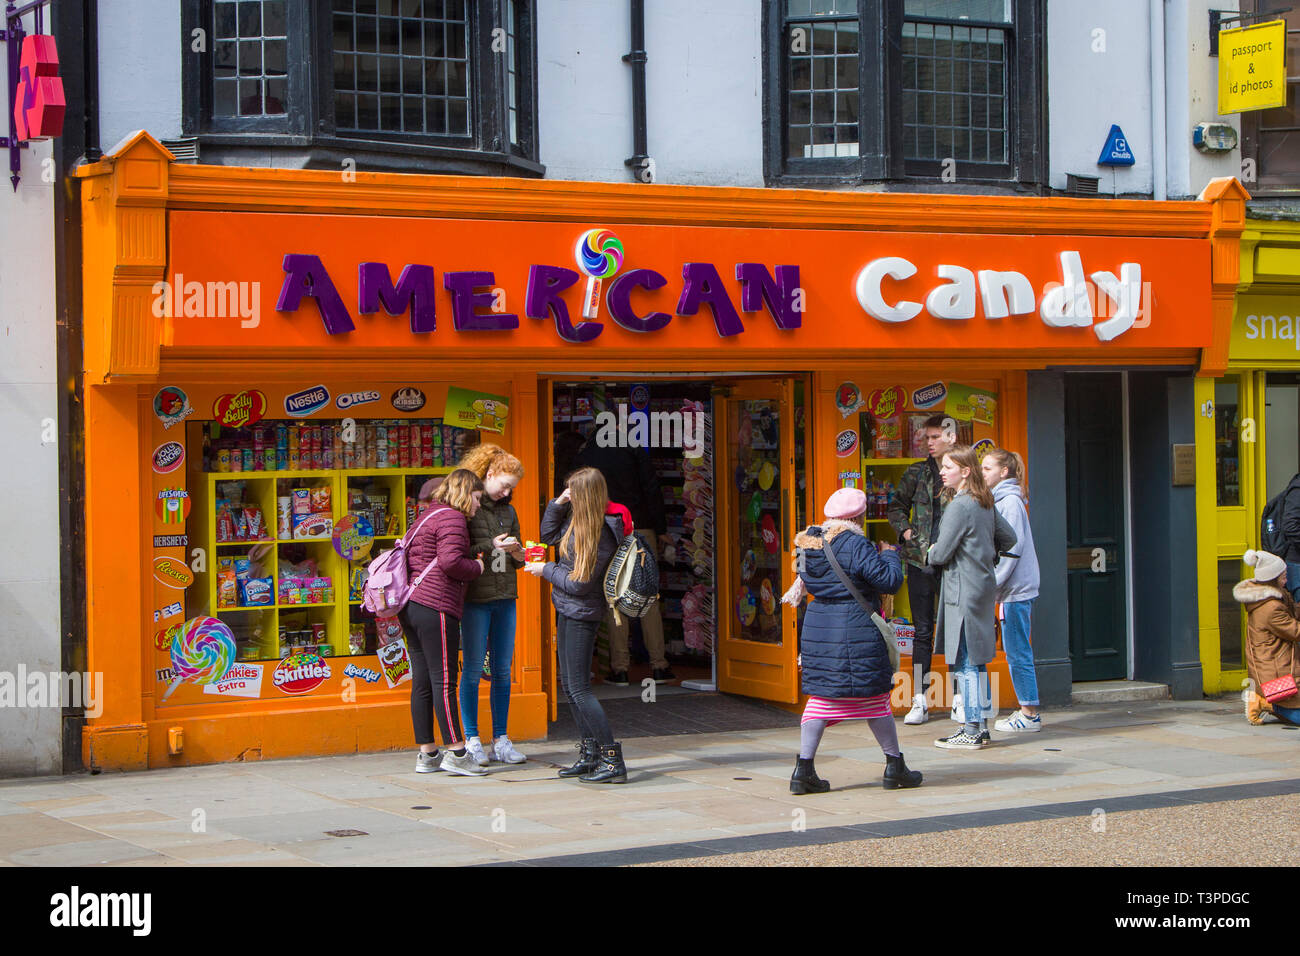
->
[[273, 652, 332, 695], [213, 390, 268, 428], [344, 662, 381, 684], [152, 441, 185, 475], [911, 382, 947, 410], [391, 387, 426, 412], [153, 621, 183, 651], [335, 389, 381, 410], [203, 662, 264, 699], [836, 381, 865, 418], [867, 386, 906, 419], [154, 386, 194, 429], [835, 428, 859, 458], [156, 488, 191, 524], [285, 385, 330, 417], [378, 640, 412, 688], [153, 556, 195, 589]]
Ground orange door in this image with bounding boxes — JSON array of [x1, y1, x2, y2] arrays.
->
[[717, 379, 800, 703], [538, 378, 558, 721]]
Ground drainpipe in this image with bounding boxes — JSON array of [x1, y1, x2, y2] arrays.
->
[[1150, 0, 1166, 200], [622, 0, 652, 182]]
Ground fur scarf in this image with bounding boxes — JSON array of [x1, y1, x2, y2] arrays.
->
[[782, 520, 866, 606]]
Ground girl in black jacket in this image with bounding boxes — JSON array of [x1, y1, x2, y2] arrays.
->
[[782, 487, 920, 793], [525, 467, 629, 783]]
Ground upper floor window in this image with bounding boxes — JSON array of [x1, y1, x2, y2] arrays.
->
[[185, 0, 540, 173], [765, 0, 1043, 187], [1238, 2, 1300, 195]]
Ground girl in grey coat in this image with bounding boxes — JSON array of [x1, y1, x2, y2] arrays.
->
[[927, 445, 1017, 751]]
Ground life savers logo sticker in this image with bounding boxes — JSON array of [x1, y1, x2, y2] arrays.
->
[[152, 441, 186, 474], [153, 555, 195, 589], [391, 387, 426, 412], [911, 382, 947, 410], [273, 652, 332, 695], [335, 389, 381, 410], [835, 428, 859, 458], [213, 390, 268, 428], [154, 386, 194, 429], [156, 488, 192, 524], [285, 385, 330, 417]]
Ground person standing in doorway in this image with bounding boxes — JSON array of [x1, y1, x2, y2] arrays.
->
[[457, 444, 528, 766], [887, 414, 954, 724], [981, 448, 1043, 733], [576, 424, 675, 685], [526, 467, 631, 783], [1276, 473, 1300, 602]]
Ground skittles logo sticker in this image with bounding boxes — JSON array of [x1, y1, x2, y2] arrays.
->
[[152, 441, 185, 474], [835, 429, 859, 458], [273, 652, 332, 695], [153, 555, 195, 589], [867, 386, 906, 419], [213, 390, 268, 428], [155, 488, 192, 524], [154, 386, 194, 429]]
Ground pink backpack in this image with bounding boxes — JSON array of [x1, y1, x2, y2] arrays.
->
[[361, 507, 448, 617]]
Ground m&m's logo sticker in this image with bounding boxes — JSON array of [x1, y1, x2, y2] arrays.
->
[[153, 556, 195, 590], [213, 390, 268, 428], [152, 441, 185, 474]]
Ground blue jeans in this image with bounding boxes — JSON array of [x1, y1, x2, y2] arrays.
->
[[1274, 703, 1300, 726], [1287, 563, 1300, 602], [1001, 599, 1040, 707], [953, 631, 991, 730], [458, 599, 517, 739]]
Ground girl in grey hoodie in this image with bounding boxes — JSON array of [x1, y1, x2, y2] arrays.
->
[[982, 450, 1043, 732]]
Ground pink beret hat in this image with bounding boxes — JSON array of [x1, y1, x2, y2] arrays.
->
[[824, 487, 867, 520]]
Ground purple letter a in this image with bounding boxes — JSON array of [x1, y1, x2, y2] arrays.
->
[[277, 254, 354, 334]]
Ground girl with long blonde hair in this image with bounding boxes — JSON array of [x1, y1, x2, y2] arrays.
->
[[525, 466, 631, 783], [456, 444, 529, 766]]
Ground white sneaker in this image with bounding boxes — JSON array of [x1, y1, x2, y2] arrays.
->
[[440, 750, 487, 776], [415, 750, 442, 773], [903, 694, 929, 725], [994, 709, 1042, 733], [950, 692, 963, 723], [465, 736, 491, 767], [493, 735, 527, 764]]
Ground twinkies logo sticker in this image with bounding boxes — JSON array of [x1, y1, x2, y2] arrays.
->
[[285, 385, 330, 417], [273, 652, 332, 695], [912, 382, 947, 409], [335, 389, 381, 410]]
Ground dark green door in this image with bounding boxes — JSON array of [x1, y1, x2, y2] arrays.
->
[[1065, 373, 1128, 681]]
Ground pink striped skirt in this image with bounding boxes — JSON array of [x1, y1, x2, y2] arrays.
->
[[801, 693, 892, 725]]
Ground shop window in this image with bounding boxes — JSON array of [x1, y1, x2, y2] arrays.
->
[[183, 0, 541, 173], [1218, 559, 1244, 668], [1238, 2, 1300, 195], [765, 0, 1044, 186], [1215, 379, 1241, 507]]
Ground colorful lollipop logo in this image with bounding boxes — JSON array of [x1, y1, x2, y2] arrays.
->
[[162, 616, 236, 701], [574, 228, 625, 319]]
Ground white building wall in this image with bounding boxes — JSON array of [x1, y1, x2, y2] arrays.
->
[[0, 27, 63, 776], [1164, 0, 1242, 199], [97, 0, 183, 150]]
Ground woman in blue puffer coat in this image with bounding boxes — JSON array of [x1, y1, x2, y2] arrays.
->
[[782, 487, 920, 794]]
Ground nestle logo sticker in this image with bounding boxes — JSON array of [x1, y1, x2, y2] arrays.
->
[[285, 385, 330, 417], [912, 382, 947, 409]]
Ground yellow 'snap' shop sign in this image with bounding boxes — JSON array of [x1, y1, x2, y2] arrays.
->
[[1219, 19, 1289, 114]]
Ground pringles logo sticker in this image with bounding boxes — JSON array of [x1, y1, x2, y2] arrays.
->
[[391, 387, 426, 412], [156, 488, 191, 524], [152, 441, 185, 474], [285, 385, 330, 417], [335, 390, 381, 410], [153, 556, 195, 589], [835, 428, 859, 458], [213, 390, 268, 428], [273, 653, 332, 695], [911, 382, 947, 409], [867, 386, 906, 419]]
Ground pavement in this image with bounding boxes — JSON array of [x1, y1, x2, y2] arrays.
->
[[0, 692, 1296, 867]]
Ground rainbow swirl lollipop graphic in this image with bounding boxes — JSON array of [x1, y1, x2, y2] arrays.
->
[[574, 228, 625, 319], [162, 616, 236, 700]]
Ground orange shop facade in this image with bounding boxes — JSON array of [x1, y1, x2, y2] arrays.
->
[[75, 134, 1245, 771]]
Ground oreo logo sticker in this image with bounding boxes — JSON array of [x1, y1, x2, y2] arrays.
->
[[285, 385, 330, 417], [391, 387, 427, 412], [152, 441, 186, 474], [335, 390, 381, 410], [912, 382, 947, 409], [835, 428, 859, 458]]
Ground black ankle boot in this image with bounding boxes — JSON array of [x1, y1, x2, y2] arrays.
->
[[789, 756, 830, 794], [883, 752, 923, 790], [579, 742, 627, 784], [557, 738, 599, 778]]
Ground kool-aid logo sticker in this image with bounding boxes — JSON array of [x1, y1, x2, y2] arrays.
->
[[152, 441, 185, 474], [912, 382, 947, 409], [343, 662, 381, 684], [335, 390, 381, 410], [273, 652, 332, 695], [835, 428, 859, 458], [391, 387, 426, 412], [285, 385, 330, 417]]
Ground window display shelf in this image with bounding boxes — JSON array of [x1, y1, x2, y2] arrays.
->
[[862, 457, 923, 466]]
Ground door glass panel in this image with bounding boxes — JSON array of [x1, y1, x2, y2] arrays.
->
[[729, 398, 783, 645], [1215, 378, 1241, 507], [1218, 559, 1244, 668]]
